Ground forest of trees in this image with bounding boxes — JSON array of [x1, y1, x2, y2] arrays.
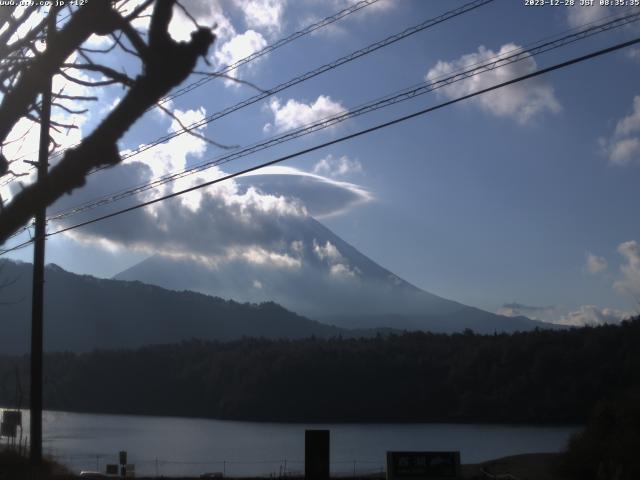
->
[[1, 317, 638, 424], [560, 390, 640, 480]]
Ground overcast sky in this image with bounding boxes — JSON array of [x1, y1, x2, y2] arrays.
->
[[2, 0, 640, 325]]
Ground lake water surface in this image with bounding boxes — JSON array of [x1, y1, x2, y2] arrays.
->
[[3, 409, 579, 477]]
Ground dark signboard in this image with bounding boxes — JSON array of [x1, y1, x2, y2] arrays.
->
[[119, 450, 128, 465], [2, 410, 21, 427], [1, 410, 21, 438], [1, 421, 17, 437], [305, 430, 330, 480], [386, 452, 460, 480]]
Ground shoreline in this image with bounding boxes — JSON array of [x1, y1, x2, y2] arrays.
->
[[0, 405, 583, 427], [2, 449, 564, 479]]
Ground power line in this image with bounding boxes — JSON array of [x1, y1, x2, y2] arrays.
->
[[3, 8, 633, 245], [158, 0, 385, 106], [0, 238, 35, 255], [0, 5, 96, 188], [106, 0, 496, 166], [48, 0, 386, 162], [0, 0, 384, 189], [4, 0, 627, 196], [31, 0, 494, 176], [2, 34, 637, 255], [39, 10, 640, 226], [2, 0, 500, 229]]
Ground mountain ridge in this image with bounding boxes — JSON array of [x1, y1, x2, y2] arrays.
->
[[114, 217, 557, 333], [0, 259, 357, 355]]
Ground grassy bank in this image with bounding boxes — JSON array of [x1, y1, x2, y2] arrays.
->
[[1, 451, 562, 479]]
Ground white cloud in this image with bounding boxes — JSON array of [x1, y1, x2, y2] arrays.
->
[[426, 43, 561, 124], [299, 0, 394, 37], [166, 0, 236, 43], [608, 138, 640, 166], [50, 106, 371, 272], [614, 96, 640, 137], [236, 246, 302, 269], [122, 107, 208, 181], [313, 154, 362, 177], [313, 239, 342, 263], [566, 4, 611, 29], [629, 47, 640, 62], [497, 303, 559, 323], [238, 165, 372, 218], [330, 263, 356, 278], [498, 302, 632, 327], [83, 33, 112, 49], [213, 29, 268, 87], [2, 63, 93, 206], [614, 240, 640, 297], [6, 7, 46, 49], [585, 252, 607, 274], [313, 239, 358, 278], [328, 0, 394, 13], [558, 305, 631, 327], [291, 240, 304, 254], [166, 0, 267, 89], [233, 0, 286, 33], [602, 96, 640, 166], [61, 166, 310, 270], [99, 95, 123, 117], [264, 95, 347, 133], [51, 103, 307, 268], [215, 29, 268, 67]]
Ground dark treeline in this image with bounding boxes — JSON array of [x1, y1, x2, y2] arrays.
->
[[1, 317, 639, 423]]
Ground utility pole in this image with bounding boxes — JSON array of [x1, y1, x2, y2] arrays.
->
[[30, 6, 55, 467]]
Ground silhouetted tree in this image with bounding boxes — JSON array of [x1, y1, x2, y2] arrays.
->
[[559, 390, 640, 480], [0, 0, 218, 243]]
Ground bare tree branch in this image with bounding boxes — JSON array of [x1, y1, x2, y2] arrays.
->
[[52, 102, 89, 115], [116, 16, 149, 59], [0, 8, 50, 59], [109, 31, 141, 59], [175, 1, 202, 30], [156, 103, 238, 150], [123, 0, 155, 21], [0, 5, 39, 56], [62, 63, 135, 87], [0, 0, 121, 144], [0, 0, 216, 243], [192, 70, 267, 93], [78, 36, 121, 54], [4, 170, 30, 179], [0, 4, 18, 28], [51, 93, 98, 102], [26, 112, 77, 131], [58, 69, 123, 87], [1, 126, 34, 148]]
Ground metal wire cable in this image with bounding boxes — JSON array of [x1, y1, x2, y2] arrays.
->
[[1, 0, 501, 229], [104, 0, 496, 165], [40, 10, 640, 225], [3, 6, 634, 244], [34, 0, 493, 173], [158, 0, 385, 106], [2, 34, 638, 256], [0, 0, 384, 189]]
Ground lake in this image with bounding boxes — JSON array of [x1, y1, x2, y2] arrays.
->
[[2, 409, 579, 477]]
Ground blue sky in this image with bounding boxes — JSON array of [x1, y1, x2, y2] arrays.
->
[[3, 0, 640, 325]]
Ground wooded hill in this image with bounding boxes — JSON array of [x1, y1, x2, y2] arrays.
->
[[1, 317, 638, 423]]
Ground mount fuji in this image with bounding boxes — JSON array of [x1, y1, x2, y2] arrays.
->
[[115, 216, 554, 333]]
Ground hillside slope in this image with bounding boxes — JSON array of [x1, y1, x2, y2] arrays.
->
[[0, 259, 345, 354]]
